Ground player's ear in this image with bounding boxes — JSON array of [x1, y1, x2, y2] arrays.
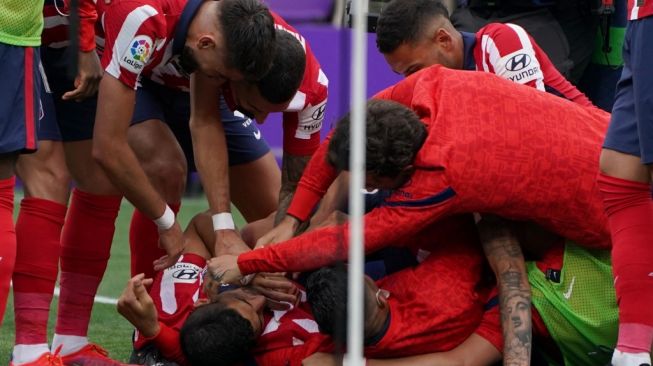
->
[[434, 28, 453, 51], [197, 35, 216, 50]]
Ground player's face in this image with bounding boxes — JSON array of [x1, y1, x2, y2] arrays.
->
[[216, 287, 267, 335], [230, 81, 291, 123], [383, 29, 459, 77]]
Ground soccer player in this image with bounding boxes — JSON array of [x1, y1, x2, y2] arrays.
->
[[0, 0, 45, 330], [597, 0, 653, 364], [304, 241, 619, 366], [375, 0, 592, 106], [117, 212, 326, 366]]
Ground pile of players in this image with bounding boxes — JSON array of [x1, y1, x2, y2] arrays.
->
[[1, 0, 651, 365]]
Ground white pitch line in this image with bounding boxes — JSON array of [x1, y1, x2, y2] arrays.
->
[[53, 287, 119, 306]]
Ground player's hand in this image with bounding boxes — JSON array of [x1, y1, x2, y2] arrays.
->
[[117, 273, 160, 338], [62, 50, 102, 102], [154, 221, 185, 271], [207, 254, 242, 285], [251, 273, 299, 310], [302, 352, 343, 366], [215, 229, 250, 257], [255, 215, 300, 249]]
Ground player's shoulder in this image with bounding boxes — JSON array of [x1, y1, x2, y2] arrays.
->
[[102, 0, 166, 22], [478, 22, 523, 36]]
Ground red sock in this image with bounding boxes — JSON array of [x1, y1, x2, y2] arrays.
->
[[597, 172, 653, 354], [55, 189, 121, 336], [0, 177, 16, 327], [13, 198, 67, 345], [129, 203, 180, 279]]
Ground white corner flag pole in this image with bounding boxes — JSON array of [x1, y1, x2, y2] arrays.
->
[[347, 0, 368, 364]]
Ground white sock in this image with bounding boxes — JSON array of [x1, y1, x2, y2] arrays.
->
[[12, 344, 50, 365], [51, 334, 88, 356], [612, 350, 652, 366]]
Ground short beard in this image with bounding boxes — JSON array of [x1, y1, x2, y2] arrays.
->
[[179, 45, 199, 76]]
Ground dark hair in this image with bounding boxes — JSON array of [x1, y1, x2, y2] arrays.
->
[[327, 99, 427, 178], [257, 30, 306, 104], [306, 267, 349, 344], [180, 303, 257, 366], [220, 0, 276, 80], [376, 0, 450, 53]]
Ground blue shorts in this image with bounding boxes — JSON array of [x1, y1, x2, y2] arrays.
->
[[40, 47, 97, 142], [132, 79, 270, 170], [0, 43, 40, 153], [603, 17, 653, 164], [38, 66, 62, 141]]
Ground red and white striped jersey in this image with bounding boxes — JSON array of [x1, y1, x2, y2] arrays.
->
[[628, 0, 653, 19], [133, 253, 207, 351], [466, 23, 592, 107], [222, 12, 328, 156], [95, 0, 188, 91], [42, 1, 70, 49]]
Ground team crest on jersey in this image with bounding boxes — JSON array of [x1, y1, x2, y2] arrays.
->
[[121, 35, 153, 73]]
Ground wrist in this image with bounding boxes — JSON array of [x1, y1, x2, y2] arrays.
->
[[154, 205, 175, 232], [282, 215, 301, 230], [141, 320, 161, 339], [212, 212, 235, 231]]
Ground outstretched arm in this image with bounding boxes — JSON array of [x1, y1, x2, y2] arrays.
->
[[477, 216, 532, 366]]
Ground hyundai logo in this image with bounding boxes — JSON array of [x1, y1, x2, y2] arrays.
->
[[312, 104, 326, 121], [506, 53, 531, 72], [172, 268, 198, 280]]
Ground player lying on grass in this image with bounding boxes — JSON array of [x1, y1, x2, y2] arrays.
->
[[304, 236, 619, 366], [117, 211, 328, 366]]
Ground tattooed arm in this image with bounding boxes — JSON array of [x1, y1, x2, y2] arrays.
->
[[275, 154, 312, 225], [477, 215, 532, 366]]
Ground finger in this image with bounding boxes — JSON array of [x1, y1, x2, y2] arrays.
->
[[258, 287, 298, 303], [153, 255, 169, 271], [142, 278, 154, 287]]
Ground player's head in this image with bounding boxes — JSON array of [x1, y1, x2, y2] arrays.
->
[[328, 100, 426, 190], [228, 30, 307, 122], [184, 0, 276, 81], [306, 267, 390, 345], [376, 0, 463, 76], [180, 287, 266, 366]]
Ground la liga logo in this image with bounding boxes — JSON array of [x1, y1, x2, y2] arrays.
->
[[130, 38, 151, 62]]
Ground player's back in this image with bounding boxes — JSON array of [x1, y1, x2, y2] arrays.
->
[[383, 65, 610, 249]]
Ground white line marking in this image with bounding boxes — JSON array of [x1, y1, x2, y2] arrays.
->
[[52, 287, 119, 305]]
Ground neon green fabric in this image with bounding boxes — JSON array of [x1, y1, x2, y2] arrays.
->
[[527, 243, 618, 365], [592, 27, 626, 66], [0, 0, 45, 46]]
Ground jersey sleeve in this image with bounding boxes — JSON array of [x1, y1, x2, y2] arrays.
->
[[281, 97, 326, 156], [100, 2, 165, 89], [151, 323, 189, 365], [285, 132, 338, 221], [239, 171, 456, 274], [474, 298, 503, 352], [65, 0, 97, 51], [477, 23, 545, 91]]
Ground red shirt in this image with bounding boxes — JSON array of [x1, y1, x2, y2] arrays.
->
[[470, 23, 592, 107], [241, 66, 611, 276], [222, 13, 328, 156], [628, 0, 653, 19], [365, 219, 488, 358]]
